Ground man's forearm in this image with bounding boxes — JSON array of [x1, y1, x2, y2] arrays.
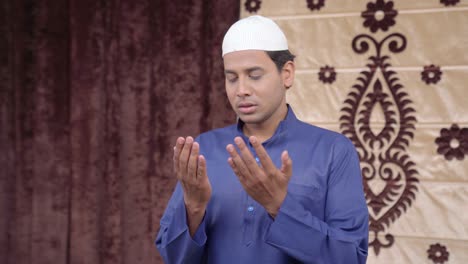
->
[[186, 205, 206, 237]]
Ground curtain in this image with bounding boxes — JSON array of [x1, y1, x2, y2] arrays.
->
[[239, 0, 468, 263], [0, 0, 238, 263]]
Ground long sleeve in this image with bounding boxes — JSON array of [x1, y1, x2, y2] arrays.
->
[[155, 183, 208, 264], [264, 137, 369, 264]]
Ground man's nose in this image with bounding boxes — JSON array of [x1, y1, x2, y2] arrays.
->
[[237, 78, 252, 97]]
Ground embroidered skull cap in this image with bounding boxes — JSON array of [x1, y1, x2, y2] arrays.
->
[[222, 15, 288, 57]]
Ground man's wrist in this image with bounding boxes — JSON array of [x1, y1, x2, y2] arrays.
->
[[265, 203, 280, 219], [185, 200, 207, 215], [186, 206, 206, 218], [266, 192, 287, 218], [185, 203, 206, 237]]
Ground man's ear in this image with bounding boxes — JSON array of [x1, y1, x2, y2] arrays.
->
[[282, 61, 295, 89]]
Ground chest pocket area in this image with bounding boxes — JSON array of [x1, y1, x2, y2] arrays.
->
[[287, 182, 325, 215]]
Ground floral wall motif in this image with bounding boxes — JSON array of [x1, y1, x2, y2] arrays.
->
[[422, 65, 443, 85], [245, 0, 262, 13], [435, 124, 468, 160], [241, 0, 468, 263], [427, 243, 450, 264], [318, 65, 336, 84], [307, 0, 326, 11]]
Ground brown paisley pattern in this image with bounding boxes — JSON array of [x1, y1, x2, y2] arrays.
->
[[340, 33, 419, 255]]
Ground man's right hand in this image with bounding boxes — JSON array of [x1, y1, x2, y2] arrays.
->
[[173, 136, 212, 237]]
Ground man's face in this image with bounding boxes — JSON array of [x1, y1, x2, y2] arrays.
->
[[223, 50, 291, 127]]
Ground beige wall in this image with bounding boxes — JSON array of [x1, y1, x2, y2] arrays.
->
[[240, 0, 468, 263]]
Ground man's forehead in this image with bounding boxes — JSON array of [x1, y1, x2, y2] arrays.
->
[[223, 50, 272, 72]]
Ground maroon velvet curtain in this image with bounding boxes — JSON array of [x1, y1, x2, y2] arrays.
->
[[0, 0, 238, 263]]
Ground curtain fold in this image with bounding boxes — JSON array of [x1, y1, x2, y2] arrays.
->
[[0, 1, 239, 263]]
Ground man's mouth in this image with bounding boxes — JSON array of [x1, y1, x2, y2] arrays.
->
[[237, 102, 257, 114]]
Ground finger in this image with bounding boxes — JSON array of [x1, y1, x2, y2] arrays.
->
[[198, 155, 207, 182], [187, 142, 200, 181], [226, 144, 251, 180], [249, 136, 276, 174], [280, 150, 293, 179], [173, 147, 178, 176], [227, 156, 249, 187], [179, 136, 193, 179], [227, 157, 239, 177], [173, 137, 185, 176], [234, 137, 259, 175]]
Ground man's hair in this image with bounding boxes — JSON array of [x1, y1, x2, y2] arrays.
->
[[266, 50, 296, 71]]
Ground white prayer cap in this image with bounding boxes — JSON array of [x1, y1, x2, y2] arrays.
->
[[222, 15, 288, 57]]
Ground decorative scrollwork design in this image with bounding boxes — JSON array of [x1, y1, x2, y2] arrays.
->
[[352, 33, 406, 58], [340, 33, 419, 255]]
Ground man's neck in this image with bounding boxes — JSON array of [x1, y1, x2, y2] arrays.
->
[[242, 106, 288, 143]]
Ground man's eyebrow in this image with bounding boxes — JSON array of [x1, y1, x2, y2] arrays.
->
[[224, 70, 237, 75], [224, 67, 264, 75], [245, 67, 263, 73]]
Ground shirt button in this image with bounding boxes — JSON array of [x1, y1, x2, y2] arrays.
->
[[247, 206, 254, 212]]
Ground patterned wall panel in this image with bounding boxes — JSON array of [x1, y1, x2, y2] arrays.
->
[[240, 1, 468, 263]]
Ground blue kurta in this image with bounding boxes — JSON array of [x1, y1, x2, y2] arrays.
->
[[156, 107, 369, 263]]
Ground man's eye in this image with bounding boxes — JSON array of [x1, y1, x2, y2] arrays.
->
[[249, 75, 261, 80], [227, 77, 238, 83]]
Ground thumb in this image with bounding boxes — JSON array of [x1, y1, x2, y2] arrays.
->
[[280, 150, 292, 179]]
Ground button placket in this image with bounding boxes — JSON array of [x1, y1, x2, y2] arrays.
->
[[242, 201, 256, 246], [241, 139, 263, 246]]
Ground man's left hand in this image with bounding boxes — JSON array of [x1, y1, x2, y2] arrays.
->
[[226, 136, 293, 218]]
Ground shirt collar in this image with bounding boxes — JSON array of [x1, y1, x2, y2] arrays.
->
[[236, 104, 297, 143]]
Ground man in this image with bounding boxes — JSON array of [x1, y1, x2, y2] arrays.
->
[[156, 15, 368, 263]]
